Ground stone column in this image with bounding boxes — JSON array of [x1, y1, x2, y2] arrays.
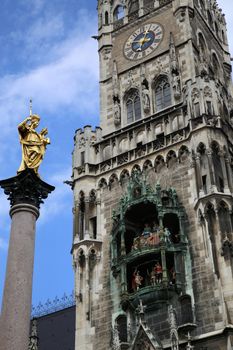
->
[[190, 156, 198, 199], [0, 169, 54, 350], [225, 157, 233, 193], [84, 199, 90, 239], [195, 153, 204, 196], [219, 151, 230, 194], [207, 149, 217, 192], [96, 198, 102, 240], [74, 201, 80, 239]]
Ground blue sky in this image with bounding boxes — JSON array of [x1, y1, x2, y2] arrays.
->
[[0, 0, 99, 308], [0, 0, 232, 309]]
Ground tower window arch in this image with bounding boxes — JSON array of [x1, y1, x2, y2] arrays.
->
[[126, 89, 141, 124], [154, 77, 172, 111], [113, 5, 124, 21], [128, 0, 139, 14], [208, 11, 214, 30], [198, 32, 208, 62], [212, 53, 220, 79], [104, 11, 109, 25]]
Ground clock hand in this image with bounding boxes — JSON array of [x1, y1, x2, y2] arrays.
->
[[139, 28, 150, 49]]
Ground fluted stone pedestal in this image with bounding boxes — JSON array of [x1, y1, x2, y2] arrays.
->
[[0, 169, 54, 350]]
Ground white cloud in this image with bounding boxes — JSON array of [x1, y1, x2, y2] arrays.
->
[[0, 10, 98, 169]]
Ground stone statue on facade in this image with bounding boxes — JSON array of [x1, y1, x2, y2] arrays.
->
[[18, 114, 50, 176], [142, 85, 150, 114], [114, 100, 121, 126], [172, 74, 181, 99]]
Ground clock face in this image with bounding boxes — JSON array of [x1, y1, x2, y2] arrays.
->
[[124, 23, 164, 61]]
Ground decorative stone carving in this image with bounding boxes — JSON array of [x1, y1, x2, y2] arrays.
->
[[169, 33, 179, 74], [142, 84, 150, 114], [204, 86, 212, 98], [112, 323, 121, 350], [28, 319, 39, 350], [113, 60, 120, 98], [103, 48, 111, 61], [169, 305, 179, 350], [221, 234, 233, 257], [0, 168, 55, 209], [172, 74, 181, 99], [113, 99, 121, 126], [191, 88, 200, 102]]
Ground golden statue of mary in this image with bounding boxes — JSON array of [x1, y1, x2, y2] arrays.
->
[[17, 114, 50, 176]]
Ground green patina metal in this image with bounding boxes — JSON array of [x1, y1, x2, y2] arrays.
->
[[110, 171, 190, 310]]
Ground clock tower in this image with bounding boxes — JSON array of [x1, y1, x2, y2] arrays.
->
[[72, 0, 233, 349]]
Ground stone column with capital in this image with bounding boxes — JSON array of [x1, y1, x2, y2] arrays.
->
[[0, 168, 54, 350]]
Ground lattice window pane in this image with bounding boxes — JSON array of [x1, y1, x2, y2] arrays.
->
[[127, 100, 134, 123], [155, 78, 171, 111], [134, 96, 142, 120]]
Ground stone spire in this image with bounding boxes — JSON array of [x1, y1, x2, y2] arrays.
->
[[28, 319, 39, 350]]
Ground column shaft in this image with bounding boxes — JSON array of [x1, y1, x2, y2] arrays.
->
[[0, 204, 39, 350]]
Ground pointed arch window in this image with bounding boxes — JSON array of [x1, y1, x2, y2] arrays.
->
[[105, 11, 109, 25], [113, 5, 125, 21], [129, 0, 139, 14], [155, 77, 172, 111], [126, 90, 141, 124]]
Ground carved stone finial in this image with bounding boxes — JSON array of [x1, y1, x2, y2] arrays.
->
[[169, 305, 179, 350], [28, 318, 39, 350]]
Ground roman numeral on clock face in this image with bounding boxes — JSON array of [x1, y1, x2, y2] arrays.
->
[[124, 23, 164, 61]]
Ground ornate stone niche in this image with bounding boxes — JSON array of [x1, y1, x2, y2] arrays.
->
[[111, 171, 189, 310]]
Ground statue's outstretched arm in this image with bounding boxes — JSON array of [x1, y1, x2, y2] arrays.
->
[[18, 117, 31, 130]]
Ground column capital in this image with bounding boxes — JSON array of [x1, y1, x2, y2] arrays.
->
[[0, 168, 55, 209]]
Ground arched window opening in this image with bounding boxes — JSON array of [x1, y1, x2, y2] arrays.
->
[[206, 203, 219, 277], [120, 169, 130, 186], [206, 101, 212, 115], [79, 192, 85, 240], [105, 11, 109, 25], [126, 90, 141, 124], [103, 145, 111, 160], [155, 155, 165, 172], [179, 295, 193, 325], [208, 11, 214, 30], [211, 142, 224, 192], [125, 202, 159, 254], [212, 53, 220, 79], [116, 315, 127, 343], [223, 103, 229, 119], [113, 5, 124, 21], [218, 202, 231, 235], [155, 77, 172, 111], [163, 213, 180, 243], [166, 150, 177, 168], [78, 249, 86, 267], [198, 33, 207, 62], [179, 146, 189, 162], [128, 0, 139, 15], [222, 30, 226, 43], [197, 143, 209, 194]]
